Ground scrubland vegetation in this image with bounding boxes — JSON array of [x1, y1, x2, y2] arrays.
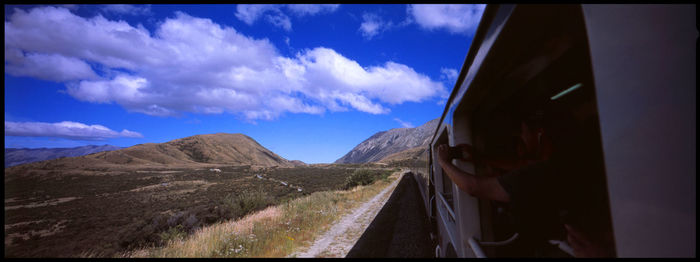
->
[[4, 165, 395, 257], [127, 169, 398, 258]]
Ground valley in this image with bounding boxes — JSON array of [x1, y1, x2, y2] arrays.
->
[[4, 164, 392, 257], [4, 126, 425, 258]]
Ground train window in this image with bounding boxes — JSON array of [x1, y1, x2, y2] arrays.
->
[[452, 5, 614, 257], [434, 129, 454, 211]]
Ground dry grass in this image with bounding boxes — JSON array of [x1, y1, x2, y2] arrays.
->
[[4, 197, 81, 211], [127, 171, 401, 258], [128, 180, 216, 192], [5, 220, 70, 246]]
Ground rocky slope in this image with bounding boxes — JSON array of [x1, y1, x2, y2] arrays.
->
[[335, 118, 439, 164], [4, 145, 122, 167]]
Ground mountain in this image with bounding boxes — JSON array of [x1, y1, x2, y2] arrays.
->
[[5, 133, 293, 171], [289, 160, 307, 166], [377, 147, 429, 164], [335, 118, 439, 164], [4, 145, 122, 167]]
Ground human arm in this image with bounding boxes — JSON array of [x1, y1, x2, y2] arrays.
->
[[437, 144, 510, 203], [454, 144, 531, 171]]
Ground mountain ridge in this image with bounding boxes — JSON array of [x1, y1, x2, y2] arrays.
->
[[5, 133, 295, 171], [334, 118, 439, 164], [4, 144, 122, 168]]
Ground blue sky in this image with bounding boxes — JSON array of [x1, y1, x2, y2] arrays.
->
[[4, 4, 484, 163]]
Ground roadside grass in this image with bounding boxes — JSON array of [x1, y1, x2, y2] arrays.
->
[[127, 170, 401, 258]]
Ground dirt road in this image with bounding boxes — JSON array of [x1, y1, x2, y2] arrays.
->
[[290, 172, 403, 258]]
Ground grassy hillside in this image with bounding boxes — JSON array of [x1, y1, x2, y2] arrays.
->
[[4, 133, 292, 175]]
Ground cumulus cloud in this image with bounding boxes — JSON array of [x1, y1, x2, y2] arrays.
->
[[5, 121, 143, 140], [408, 4, 486, 34], [235, 4, 339, 31], [4, 6, 446, 120], [393, 118, 414, 128], [4, 51, 99, 81], [101, 4, 152, 16], [292, 48, 445, 110]]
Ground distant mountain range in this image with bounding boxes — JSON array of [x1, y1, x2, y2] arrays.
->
[[335, 118, 439, 164], [5, 133, 305, 171], [5, 119, 434, 171], [4, 145, 122, 167]]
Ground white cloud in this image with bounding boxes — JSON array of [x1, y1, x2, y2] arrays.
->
[[440, 67, 459, 84], [293, 48, 446, 110], [60, 4, 80, 11], [4, 7, 156, 70], [5, 121, 143, 140], [358, 12, 414, 40], [234, 4, 277, 25], [235, 5, 291, 31], [286, 4, 339, 16], [394, 118, 414, 128], [408, 4, 486, 34], [359, 13, 390, 40], [101, 4, 152, 16], [4, 51, 99, 82], [266, 11, 292, 31], [235, 4, 339, 31], [5, 6, 446, 120]]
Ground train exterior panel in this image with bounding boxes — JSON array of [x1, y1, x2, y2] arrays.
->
[[407, 4, 695, 258]]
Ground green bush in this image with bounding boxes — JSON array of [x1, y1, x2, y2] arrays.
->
[[380, 170, 392, 182], [221, 187, 274, 219], [159, 225, 186, 244], [343, 169, 379, 190]]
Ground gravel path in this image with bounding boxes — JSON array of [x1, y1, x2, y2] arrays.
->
[[290, 173, 403, 258], [345, 172, 434, 258]]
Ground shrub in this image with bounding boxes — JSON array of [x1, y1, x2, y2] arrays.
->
[[167, 212, 185, 227], [183, 214, 199, 230], [342, 169, 376, 190], [130, 172, 400, 258], [221, 188, 274, 219], [380, 170, 392, 182], [159, 225, 187, 244]]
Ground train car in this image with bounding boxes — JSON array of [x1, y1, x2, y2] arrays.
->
[[409, 4, 695, 257]]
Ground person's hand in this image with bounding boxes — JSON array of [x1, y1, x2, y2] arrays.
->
[[565, 224, 615, 258], [456, 144, 475, 162], [436, 144, 450, 165]]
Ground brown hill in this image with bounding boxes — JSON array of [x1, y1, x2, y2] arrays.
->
[[5, 133, 293, 173], [289, 160, 308, 166]]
